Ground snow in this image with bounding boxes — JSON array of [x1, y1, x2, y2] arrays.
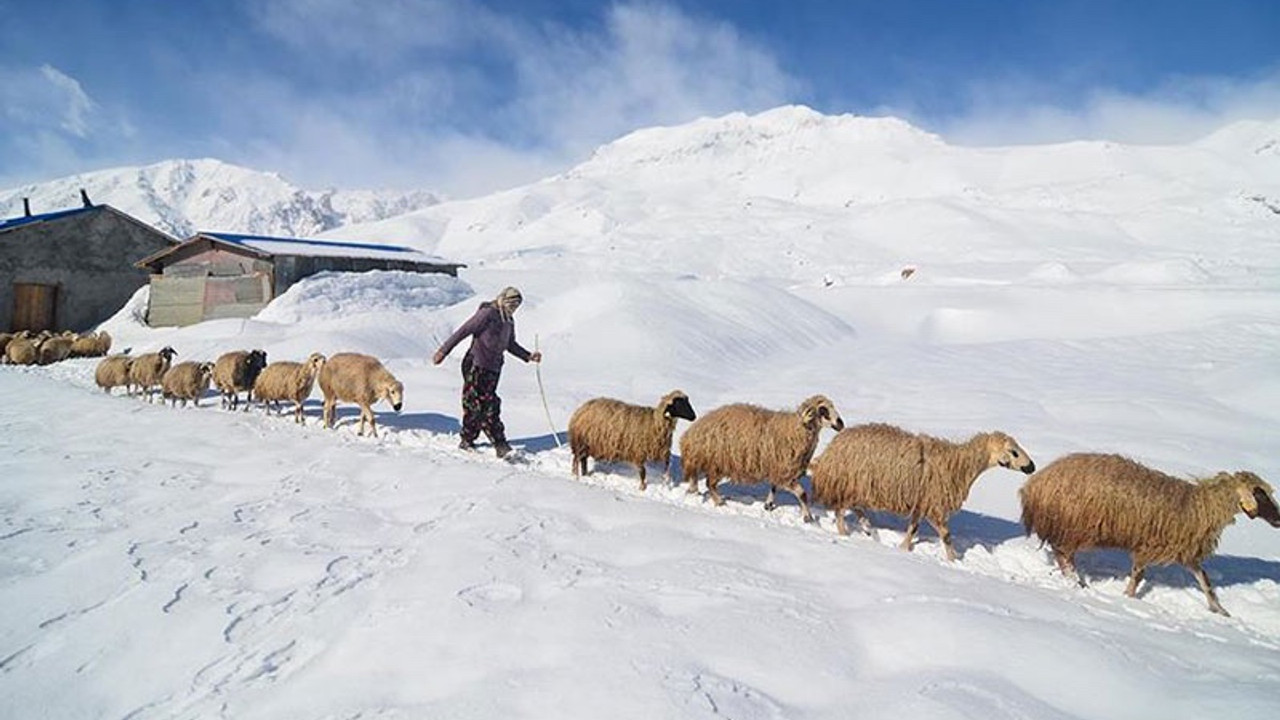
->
[[201, 233, 459, 266], [4, 106, 1280, 718], [0, 159, 439, 239]]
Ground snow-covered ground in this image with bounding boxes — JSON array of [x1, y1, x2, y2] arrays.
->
[[3, 108, 1280, 718]]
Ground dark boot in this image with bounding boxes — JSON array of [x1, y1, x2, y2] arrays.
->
[[494, 439, 513, 458]]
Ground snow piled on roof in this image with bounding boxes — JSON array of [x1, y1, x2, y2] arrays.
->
[[254, 270, 474, 324]]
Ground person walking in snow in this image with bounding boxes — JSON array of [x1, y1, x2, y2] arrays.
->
[[433, 286, 541, 458]]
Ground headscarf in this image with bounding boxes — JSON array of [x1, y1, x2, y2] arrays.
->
[[494, 286, 523, 321]]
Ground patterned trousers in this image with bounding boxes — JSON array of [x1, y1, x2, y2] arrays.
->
[[460, 354, 506, 444]]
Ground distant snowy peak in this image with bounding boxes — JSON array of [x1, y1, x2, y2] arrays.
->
[[1194, 118, 1280, 157], [0, 158, 440, 239], [577, 105, 943, 174]]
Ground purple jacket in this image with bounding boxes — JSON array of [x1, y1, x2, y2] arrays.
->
[[438, 302, 532, 372]]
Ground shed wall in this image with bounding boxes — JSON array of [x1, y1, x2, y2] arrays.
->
[[0, 209, 174, 332]]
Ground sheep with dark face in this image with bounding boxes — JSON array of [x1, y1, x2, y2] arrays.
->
[[127, 347, 177, 402], [1020, 453, 1280, 616], [810, 423, 1035, 561], [212, 349, 268, 410], [679, 395, 844, 521], [568, 390, 697, 490]]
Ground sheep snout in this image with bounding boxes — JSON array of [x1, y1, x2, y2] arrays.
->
[[1251, 487, 1280, 527]]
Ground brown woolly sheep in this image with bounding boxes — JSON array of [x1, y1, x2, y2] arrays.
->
[[0, 332, 15, 362], [70, 330, 112, 358], [810, 423, 1036, 561], [161, 361, 215, 408], [212, 349, 268, 410], [94, 354, 133, 394], [1020, 453, 1280, 616], [679, 395, 844, 521], [37, 334, 75, 365], [253, 353, 326, 424], [127, 346, 177, 402], [318, 352, 403, 437], [6, 334, 43, 365], [568, 390, 698, 490]]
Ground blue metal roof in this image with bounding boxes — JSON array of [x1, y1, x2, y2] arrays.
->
[[0, 205, 99, 232], [200, 231, 421, 255]]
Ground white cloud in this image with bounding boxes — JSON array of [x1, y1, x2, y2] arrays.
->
[[506, 3, 800, 154], [933, 70, 1280, 146], [227, 1, 801, 196], [0, 64, 100, 139], [39, 65, 99, 138]]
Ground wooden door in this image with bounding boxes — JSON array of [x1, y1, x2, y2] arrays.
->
[[11, 283, 58, 332]]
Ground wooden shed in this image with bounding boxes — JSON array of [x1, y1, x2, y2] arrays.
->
[[0, 197, 179, 332], [134, 231, 465, 327]]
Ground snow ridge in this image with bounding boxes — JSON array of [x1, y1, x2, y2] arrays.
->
[[0, 158, 439, 238]]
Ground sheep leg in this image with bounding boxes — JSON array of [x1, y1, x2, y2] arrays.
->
[[853, 509, 873, 536], [1124, 562, 1146, 598], [637, 464, 647, 492], [363, 404, 379, 438], [901, 516, 920, 552], [928, 518, 957, 562], [685, 469, 700, 495], [662, 454, 673, 485], [788, 483, 815, 522], [764, 485, 778, 511], [1190, 564, 1230, 616], [322, 399, 335, 429], [294, 401, 305, 424], [706, 477, 726, 506], [834, 508, 851, 536], [1052, 549, 1085, 586]]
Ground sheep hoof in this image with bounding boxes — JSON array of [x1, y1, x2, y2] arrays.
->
[[802, 513, 816, 524], [763, 500, 777, 512]]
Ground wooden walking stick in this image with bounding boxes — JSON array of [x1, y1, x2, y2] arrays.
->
[[534, 334, 562, 448]]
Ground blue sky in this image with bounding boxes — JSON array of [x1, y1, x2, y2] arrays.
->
[[2, 0, 1278, 197]]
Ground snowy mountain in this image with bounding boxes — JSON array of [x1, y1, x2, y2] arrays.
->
[[339, 105, 1280, 283], [0, 158, 440, 238], [4, 106, 1280, 718]]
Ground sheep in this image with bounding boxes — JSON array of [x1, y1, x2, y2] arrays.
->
[[318, 352, 404, 437], [0, 332, 14, 362], [1019, 453, 1280, 616], [253, 353, 326, 424], [37, 334, 75, 365], [94, 354, 133, 395], [127, 346, 177, 402], [160, 361, 214, 408], [211, 349, 268, 410], [679, 395, 844, 522], [70, 330, 111, 358], [810, 423, 1036, 561], [568, 390, 697, 490], [6, 334, 43, 366]]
